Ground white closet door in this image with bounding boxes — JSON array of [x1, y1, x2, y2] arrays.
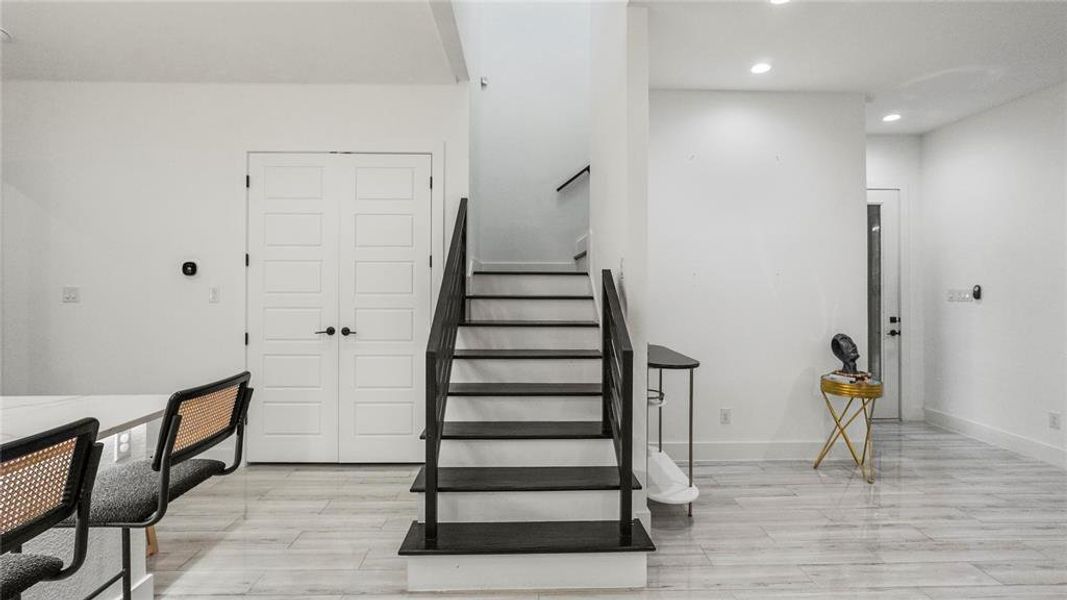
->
[[247, 153, 342, 462], [337, 154, 432, 462]]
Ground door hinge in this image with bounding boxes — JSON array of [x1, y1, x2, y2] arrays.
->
[[244, 332, 249, 346], [245, 253, 250, 267], [429, 255, 432, 268], [246, 175, 250, 189], [429, 176, 433, 190]]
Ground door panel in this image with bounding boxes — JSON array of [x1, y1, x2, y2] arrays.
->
[[248, 152, 430, 463], [247, 153, 341, 462], [868, 189, 902, 420], [338, 155, 432, 462]]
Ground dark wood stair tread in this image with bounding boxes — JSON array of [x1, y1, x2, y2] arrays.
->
[[461, 320, 598, 328], [411, 466, 641, 493], [399, 519, 655, 555], [473, 270, 589, 276], [453, 349, 602, 360], [448, 382, 601, 396], [466, 294, 594, 300], [420, 421, 609, 440]]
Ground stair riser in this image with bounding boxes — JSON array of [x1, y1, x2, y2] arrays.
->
[[445, 396, 601, 421], [406, 553, 647, 591], [457, 327, 599, 350], [470, 274, 590, 296], [468, 298, 596, 321], [438, 439, 615, 467], [416, 491, 621, 522], [451, 359, 599, 384]]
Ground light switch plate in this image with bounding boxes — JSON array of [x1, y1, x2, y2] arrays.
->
[[947, 289, 974, 303], [62, 286, 80, 303], [208, 287, 221, 304]]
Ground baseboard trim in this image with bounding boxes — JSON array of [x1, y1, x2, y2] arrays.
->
[[105, 573, 152, 600], [924, 408, 1067, 469], [657, 439, 856, 462]]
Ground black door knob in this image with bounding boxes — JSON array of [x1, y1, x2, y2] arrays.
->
[[315, 327, 336, 336], [888, 329, 901, 337], [341, 327, 355, 337]]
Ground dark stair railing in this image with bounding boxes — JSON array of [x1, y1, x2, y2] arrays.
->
[[424, 197, 468, 543], [601, 269, 634, 540], [556, 164, 590, 193]]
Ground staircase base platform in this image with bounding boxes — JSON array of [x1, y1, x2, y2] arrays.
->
[[400, 520, 653, 591], [406, 551, 647, 591]]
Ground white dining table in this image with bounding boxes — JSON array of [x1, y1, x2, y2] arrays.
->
[[1, 394, 170, 600], [0, 394, 170, 442]]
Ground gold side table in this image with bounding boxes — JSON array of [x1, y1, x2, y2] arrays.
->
[[814, 373, 882, 483]]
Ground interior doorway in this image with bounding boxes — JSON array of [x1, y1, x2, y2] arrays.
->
[[867, 189, 902, 421], [245, 152, 433, 463]]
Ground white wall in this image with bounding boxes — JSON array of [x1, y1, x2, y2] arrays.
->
[[0, 3, 4, 393], [920, 83, 1067, 466], [648, 90, 868, 460], [455, 1, 590, 269], [589, 2, 649, 522], [2, 81, 468, 394], [866, 134, 924, 420]]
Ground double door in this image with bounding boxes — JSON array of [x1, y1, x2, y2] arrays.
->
[[247, 152, 431, 462]]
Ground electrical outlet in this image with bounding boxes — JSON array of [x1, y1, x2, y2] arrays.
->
[[720, 408, 732, 425], [114, 430, 132, 462], [1050, 412, 1062, 431], [62, 286, 80, 303]]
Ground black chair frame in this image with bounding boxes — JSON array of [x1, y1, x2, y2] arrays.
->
[[2, 418, 103, 600], [81, 372, 254, 600]]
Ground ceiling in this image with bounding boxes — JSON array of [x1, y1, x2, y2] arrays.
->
[[1, 1, 463, 84], [646, 1, 1067, 133]]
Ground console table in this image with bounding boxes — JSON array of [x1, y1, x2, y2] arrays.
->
[[647, 344, 700, 517]]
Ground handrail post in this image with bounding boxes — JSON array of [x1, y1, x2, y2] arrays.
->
[[601, 276, 611, 437], [620, 347, 633, 541], [601, 269, 634, 541], [460, 204, 468, 324], [425, 353, 438, 543]]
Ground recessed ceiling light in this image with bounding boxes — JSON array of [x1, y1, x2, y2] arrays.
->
[[882, 113, 902, 122], [770, 0, 791, 5], [750, 62, 773, 75]]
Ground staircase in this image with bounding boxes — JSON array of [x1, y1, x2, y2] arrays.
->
[[398, 199, 655, 591]]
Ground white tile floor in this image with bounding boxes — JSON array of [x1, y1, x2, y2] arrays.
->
[[151, 423, 1067, 598]]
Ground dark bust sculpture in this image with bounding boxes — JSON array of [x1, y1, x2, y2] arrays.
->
[[831, 334, 860, 373]]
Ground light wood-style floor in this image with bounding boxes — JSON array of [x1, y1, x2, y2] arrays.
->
[[151, 423, 1067, 599]]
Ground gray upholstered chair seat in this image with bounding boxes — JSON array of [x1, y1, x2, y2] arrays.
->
[[86, 458, 225, 524], [1, 553, 64, 599]]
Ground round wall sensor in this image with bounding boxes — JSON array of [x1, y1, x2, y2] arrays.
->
[[182, 261, 198, 277]]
